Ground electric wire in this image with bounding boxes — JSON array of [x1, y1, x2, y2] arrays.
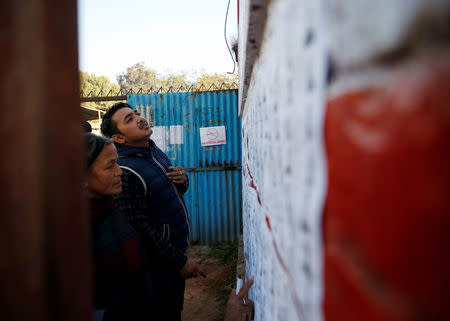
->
[[224, 0, 236, 74]]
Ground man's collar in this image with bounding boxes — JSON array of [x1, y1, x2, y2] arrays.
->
[[115, 139, 155, 150]]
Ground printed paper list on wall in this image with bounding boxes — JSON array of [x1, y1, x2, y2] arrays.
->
[[151, 126, 167, 152], [240, 1, 327, 321], [169, 125, 184, 144], [200, 126, 227, 147]]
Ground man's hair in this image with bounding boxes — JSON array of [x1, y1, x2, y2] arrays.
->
[[101, 102, 133, 137]]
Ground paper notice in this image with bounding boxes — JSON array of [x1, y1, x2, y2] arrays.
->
[[151, 126, 167, 152], [169, 125, 184, 144], [199, 126, 226, 147]]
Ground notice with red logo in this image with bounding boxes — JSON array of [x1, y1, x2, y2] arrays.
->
[[199, 126, 227, 147]]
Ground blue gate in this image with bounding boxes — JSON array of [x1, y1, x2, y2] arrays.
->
[[127, 90, 242, 244]]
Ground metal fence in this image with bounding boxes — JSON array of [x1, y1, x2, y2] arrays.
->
[[80, 82, 239, 102], [127, 90, 242, 244]]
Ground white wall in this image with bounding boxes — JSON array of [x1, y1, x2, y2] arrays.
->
[[240, 1, 327, 320], [239, 0, 448, 320]]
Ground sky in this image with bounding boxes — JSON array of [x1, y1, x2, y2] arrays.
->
[[78, 0, 238, 83]]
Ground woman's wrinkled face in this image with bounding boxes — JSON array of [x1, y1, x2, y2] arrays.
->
[[87, 143, 122, 198]]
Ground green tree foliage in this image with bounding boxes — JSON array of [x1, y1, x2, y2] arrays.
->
[[116, 63, 238, 93], [79, 63, 239, 110], [192, 71, 238, 90], [80, 71, 121, 109], [117, 62, 160, 92], [160, 72, 191, 90]]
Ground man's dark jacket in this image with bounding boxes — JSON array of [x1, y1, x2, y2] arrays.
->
[[114, 139, 190, 312]]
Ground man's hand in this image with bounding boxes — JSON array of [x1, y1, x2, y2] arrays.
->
[[179, 257, 206, 279], [167, 166, 187, 184], [224, 277, 255, 321]]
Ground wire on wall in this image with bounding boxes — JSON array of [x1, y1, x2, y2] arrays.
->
[[224, 0, 236, 74]]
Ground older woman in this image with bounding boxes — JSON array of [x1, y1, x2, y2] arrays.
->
[[85, 133, 156, 321]]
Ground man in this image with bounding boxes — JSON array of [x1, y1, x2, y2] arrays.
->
[[100, 102, 205, 321]]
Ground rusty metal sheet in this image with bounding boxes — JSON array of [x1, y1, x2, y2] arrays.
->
[[128, 90, 242, 244]]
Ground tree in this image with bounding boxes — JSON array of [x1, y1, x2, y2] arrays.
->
[[79, 71, 121, 109], [193, 71, 238, 90], [117, 62, 160, 92], [115, 62, 238, 93], [160, 72, 192, 90]]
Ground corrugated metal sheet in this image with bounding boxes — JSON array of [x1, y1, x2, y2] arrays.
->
[[127, 90, 242, 244]]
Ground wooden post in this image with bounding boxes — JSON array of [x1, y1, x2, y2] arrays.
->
[[0, 0, 92, 320]]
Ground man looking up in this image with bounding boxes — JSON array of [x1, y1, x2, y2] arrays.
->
[[101, 102, 205, 321]]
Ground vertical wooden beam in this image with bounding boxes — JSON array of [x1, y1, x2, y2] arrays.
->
[[0, 1, 91, 320]]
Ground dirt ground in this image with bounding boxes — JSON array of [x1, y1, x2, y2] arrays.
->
[[182, 246, 233, 321]]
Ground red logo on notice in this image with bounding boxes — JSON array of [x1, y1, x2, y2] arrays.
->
[[206, 128, 219, 140]]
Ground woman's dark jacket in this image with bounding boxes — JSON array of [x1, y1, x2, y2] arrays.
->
[[91, 196, 156, 321]]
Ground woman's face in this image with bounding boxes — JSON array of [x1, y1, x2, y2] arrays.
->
[[87, 143, 122, 198]]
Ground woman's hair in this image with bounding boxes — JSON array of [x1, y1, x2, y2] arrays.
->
[[84, 133, 113, 169], [82, 120, 92, 133]]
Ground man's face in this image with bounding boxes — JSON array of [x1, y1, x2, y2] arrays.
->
[[111, 107, 152, 145]]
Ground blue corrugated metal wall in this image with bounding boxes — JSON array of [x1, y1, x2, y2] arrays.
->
[[127, 90, 242, 244]]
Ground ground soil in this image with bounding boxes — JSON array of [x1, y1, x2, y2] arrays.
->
[[182, 246, 233, 321]]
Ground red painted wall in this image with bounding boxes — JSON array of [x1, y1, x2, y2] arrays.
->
[[323, 55, 450, 321]]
